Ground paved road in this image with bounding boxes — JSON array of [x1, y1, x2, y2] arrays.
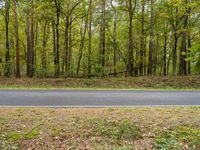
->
[[0, 90, 200, 107]]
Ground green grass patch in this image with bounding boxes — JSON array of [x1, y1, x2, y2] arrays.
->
[[7, 125, 41, 142], [91, 118, 142, 141], [154, 126, 200, 150]]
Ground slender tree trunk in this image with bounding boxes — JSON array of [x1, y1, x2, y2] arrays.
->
[[139, 0, 145, 76], [127, 0, 134, 76], [65, 16, 69, 75], [41, 22, 48, 76], [172, 31, 178, 75], [163, 33, 167, 76], [188, 33, 191, 75], [13, 0, 20, 78], [69, 17, 73, 76], [179, 30, 187, 76], [99, 0, 106, 76], [52, 21, 57, 76], [77, 18, 87, 76], [179, 3, 189, 76], [34, 21, 38, 67], [148, 0, 154, 75], [113, 3, 117, 77], [4, 0, 10, 77], [54, 0, 60, 77], [88, 0, 93, 77], [26, 15, 31, 77], [26, 0, 34, 78]]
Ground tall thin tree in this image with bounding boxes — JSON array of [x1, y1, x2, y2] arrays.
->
[[13, 0, 20, 78]]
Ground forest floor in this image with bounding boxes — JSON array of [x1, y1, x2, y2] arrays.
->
[[0, 107, 200, 150], [0, 75, 200, 89]]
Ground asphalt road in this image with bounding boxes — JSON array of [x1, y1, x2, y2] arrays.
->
[[0, 90, 200, 107]]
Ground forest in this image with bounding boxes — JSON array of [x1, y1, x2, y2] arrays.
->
[[0, 0, 199, 78]]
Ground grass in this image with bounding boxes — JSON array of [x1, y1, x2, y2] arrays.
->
[[0, 107, 200, 149], [0, 76, 200, 89]]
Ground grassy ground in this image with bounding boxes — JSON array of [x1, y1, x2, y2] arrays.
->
[[0, 107, 200, 150], [0, 76, 200, 89]]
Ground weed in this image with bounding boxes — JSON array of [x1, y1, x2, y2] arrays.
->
[[24, 127, 40, 140], [7, 125, 41, 141], [7, 132, 22, 141], [92, 119, 142, 141], [154, 126, 200, 150]]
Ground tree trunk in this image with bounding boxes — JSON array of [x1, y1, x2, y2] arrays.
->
[[179, 2, 189, 76], [188, 33, 191, 75], [13, 0, 20, 78], [127, 0, 134, 76], [99, 0, 106, 76], [139, 0, 146, 76], [26, 15, 31, 77], [77, 18, 87, 76], [179, 30, 187, 76], [148, 0, 154, 75], [52, 21, 57, 76], [163, 33, 167, 76], [4, 0, 11, 77], [68, 17, 73, 76], [41, 21, 49, 76], [172, 31, 178, 75], [88, 0, 93, 77], [65, 16, 69, 75], [113, 5, 117, 77], [54, 0, 60, 77]]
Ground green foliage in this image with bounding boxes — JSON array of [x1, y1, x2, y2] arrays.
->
[[7, 132, 22, 141], [154, 126, 200, 150], [7, 126, 40, 141], [24, 127, 40, 140], [92, 119, 142, 141], [187, 44, 200, 72]]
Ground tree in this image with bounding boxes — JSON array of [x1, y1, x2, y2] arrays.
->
[[127, 0, 136, 76], [25, 0, 35, 78], [13, 0, 20, 78], [99, 0, 106, 76], [4, 0, 11, 76], [54, 0, 61, 77], [88, 0, 93, 77], [148, 0, 154, 75]]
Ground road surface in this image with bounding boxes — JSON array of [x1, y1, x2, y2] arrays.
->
[[0, 90, 200, 107]]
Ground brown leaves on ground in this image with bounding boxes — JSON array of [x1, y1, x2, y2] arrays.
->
[[0, 76, 200, 89], [0, 107, 200, 149]]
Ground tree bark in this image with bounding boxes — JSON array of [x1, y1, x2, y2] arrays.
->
[[13, 0, 20, 78], [139, 0, 146, 76], [99, 0, 106, 76], [179, 1, 190, 76], [77, 18, 87, 76], [65, 16, 69, 75], [112, 1, 117, 77], [54, 0, 60, 77], [148, 0, 154, 75], [88, 0, 93, 77], [4, 0, 11, 77], [127, 0, 135, 76], [163, 32, 167, 76]]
